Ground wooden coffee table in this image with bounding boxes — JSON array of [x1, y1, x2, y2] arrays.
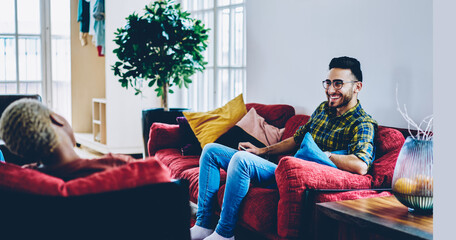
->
[[315, 195, 433, 240]]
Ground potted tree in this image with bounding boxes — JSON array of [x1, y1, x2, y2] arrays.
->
[[112, 0, 209, 155]]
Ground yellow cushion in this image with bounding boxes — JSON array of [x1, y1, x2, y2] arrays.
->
[[183, 94, 247, 149]]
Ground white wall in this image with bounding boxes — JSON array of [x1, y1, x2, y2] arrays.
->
[[434, 0, 455, 237], [105, 0, 186, 153], [105, 0, 157, 152], [246, 0, 432, 128]]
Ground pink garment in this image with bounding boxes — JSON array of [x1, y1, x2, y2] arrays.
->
[[235, 108, 284, 146]]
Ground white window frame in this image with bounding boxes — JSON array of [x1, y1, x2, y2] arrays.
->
[[180, 0, 246, 111], [0, 0, 71, 117]]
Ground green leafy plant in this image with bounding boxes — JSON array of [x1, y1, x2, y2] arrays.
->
[[112, 0, 209, 111]]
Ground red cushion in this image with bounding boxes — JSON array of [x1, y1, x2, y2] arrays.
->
[[281, 115, 310, 140], [66, 158, 171, 195], [374, 126, 405, 158], [369, 127, 405, 188], [0, 162, 65, 195], [275, 157, 372, 238], [0, 157, 171, 196], [148, 123, 182, 156], [246, 103, 295, 129]]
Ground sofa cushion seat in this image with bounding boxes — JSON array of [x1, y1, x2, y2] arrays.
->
[[217, 185, 279, 235], [178, 167, 228, 203], [155, 148, 200, 178]]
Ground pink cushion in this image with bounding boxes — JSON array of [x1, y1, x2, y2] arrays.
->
[[0, 157, 172, 196], [246, 103, 295, 129], [236, 108, 284, 146]]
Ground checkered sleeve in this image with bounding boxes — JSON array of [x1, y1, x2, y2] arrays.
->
[[349, 121, 376, 167], [293, 123, 310, 144], [293, 103, 325, 144]]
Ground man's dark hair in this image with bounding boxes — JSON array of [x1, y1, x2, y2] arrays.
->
[[329, 56, 363, 82]]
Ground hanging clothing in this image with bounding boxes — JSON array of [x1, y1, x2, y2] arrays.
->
[[92, 0, 105, 56], [77, 0, 90, 46]]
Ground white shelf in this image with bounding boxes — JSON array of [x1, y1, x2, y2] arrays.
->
[[92, 98, 106, 144]]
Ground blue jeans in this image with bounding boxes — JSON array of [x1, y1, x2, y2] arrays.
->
[[195, 143, 278, 238]]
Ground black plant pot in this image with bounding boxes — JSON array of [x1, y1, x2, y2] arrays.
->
[[142, 108, 189, 157]]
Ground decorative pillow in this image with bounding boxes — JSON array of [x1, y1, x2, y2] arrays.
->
[[183, 94, 247, 149], [245, 103, 295, 129], [176, 117, 202, 155], [236, 108, 284, 146], [294, 132, 347, 168], [215, 108, 284, 150]]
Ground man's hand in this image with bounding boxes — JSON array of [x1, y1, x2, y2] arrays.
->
[[238, 142, 263, 155], [238, 137, 299, 157]]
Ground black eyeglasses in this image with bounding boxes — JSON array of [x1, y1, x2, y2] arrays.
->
[[322, 79, 358, 90]]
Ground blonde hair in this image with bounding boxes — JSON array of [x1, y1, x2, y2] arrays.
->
[[0, 99, 59, 160]]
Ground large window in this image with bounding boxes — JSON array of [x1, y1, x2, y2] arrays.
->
[[0, 0, 71, 122], [182, 0, 246, 111]]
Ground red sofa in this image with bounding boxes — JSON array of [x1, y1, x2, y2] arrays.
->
[[0, 157, 192, 239], [148, 103, 405, 240]]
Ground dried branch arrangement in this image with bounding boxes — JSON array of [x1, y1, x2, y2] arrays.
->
[[396, 85, 433, 140]]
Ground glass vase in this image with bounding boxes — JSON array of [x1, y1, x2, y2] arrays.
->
[[392, 137, 433, 213]]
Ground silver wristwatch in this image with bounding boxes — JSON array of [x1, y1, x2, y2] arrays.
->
[[325, 151, 332, 159]]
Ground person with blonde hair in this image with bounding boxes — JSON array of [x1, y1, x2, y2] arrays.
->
[[0, 99, 143, 181]]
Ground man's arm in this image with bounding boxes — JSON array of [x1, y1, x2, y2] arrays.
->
[[328, 154, 368, 175], [239, 137, 298, 156], [331, 121, 376, 175]]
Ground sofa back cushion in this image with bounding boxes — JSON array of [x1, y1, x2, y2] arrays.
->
[[374, 126, 405, 158], [0, 157, 172, 196], [281, 115, 310, 140], [370, 126, 405, 188], [0, 162, 65, 195], [246, 103, 295, 129]]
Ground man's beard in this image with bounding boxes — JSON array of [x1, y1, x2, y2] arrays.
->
[[327, 91, 353, 109]]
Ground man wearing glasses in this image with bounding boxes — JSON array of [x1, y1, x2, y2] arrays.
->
[[191, 56, 377, 240]]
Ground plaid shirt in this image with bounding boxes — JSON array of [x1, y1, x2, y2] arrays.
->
[[293, 101, 377, 167]]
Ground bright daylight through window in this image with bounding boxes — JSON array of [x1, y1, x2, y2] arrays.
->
[[0, 0, 71, 122], [181, 0, 246, 111]]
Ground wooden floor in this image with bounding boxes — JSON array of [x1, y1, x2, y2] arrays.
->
[[74, 145, 104, 159]]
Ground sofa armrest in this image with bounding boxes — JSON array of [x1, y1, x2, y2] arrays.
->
[[274, 156, 373, 239], [148, 123, 182, 156]]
